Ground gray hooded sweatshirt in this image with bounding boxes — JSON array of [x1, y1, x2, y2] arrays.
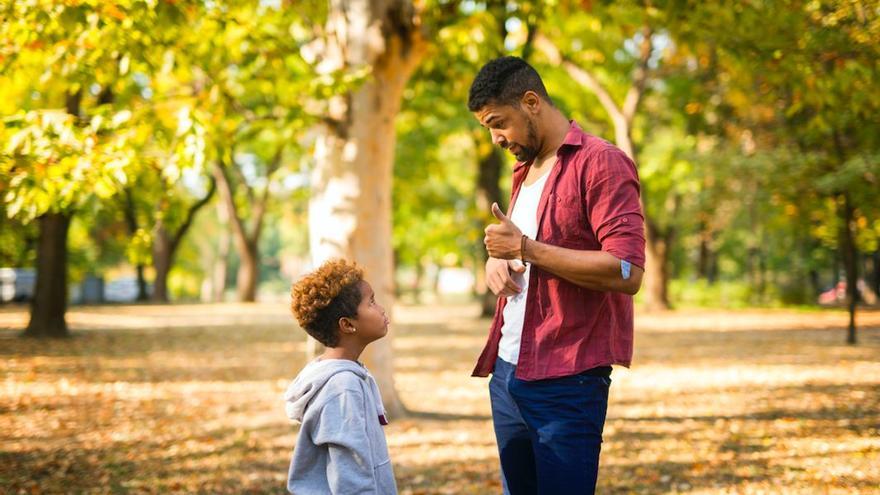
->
[[284, 358, 397, 494]]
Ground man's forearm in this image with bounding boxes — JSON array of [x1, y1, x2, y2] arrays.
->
[[523, 238, 643, 295]]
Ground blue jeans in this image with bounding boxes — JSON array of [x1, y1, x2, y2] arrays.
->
[[489, 357, 610, 495]]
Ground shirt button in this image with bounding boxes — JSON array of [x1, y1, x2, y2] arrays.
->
[[622, 217, 629, 223]]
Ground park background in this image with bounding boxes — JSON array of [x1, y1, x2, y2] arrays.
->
[[1, 0, 878, 493]]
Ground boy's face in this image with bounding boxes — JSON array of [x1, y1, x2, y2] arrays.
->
[[352, 281, 389, 342]]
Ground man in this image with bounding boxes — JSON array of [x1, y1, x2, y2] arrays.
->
[[470, 56, 646, 494]]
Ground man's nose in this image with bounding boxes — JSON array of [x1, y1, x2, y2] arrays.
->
[[490, 130, 507, 147]]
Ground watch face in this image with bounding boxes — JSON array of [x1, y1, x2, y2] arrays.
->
[[621, 260, 632, 280]]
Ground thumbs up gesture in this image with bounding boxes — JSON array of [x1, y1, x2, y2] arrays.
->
[[484, 202, 523, 260]]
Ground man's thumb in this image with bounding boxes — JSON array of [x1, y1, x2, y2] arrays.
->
[[491, 202, 509, 222], [509, 260, 526, 273]]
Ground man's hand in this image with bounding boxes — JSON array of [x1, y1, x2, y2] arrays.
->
[[485, 257, 527, 297], [484, 202, 523, 260]]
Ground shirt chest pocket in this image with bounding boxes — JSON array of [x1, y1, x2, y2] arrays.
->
[[541, 193, 588, 246]]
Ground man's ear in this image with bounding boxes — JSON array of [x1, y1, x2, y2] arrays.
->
[[521, 91, 541, 114]]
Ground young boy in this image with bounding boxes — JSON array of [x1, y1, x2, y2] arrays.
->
[[284, 259, 397, 494]]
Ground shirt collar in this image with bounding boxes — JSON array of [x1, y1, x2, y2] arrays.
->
[[561, 120, 587, 148], [514, 120, 586, 171]]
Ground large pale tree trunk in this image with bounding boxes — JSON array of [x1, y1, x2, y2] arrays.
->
[[307, 0, 425, 418], [24, 213, 71, 338]]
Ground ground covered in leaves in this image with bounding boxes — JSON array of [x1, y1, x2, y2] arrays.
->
[[2, 303, 879, 494]]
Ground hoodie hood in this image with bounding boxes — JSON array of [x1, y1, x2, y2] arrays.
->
[[284, 358, 387, 423]]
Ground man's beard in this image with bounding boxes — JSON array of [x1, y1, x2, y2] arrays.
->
[[511, 117, 539, 162]]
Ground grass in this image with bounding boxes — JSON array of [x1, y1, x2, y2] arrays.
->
[[1, 302, 879, 494]]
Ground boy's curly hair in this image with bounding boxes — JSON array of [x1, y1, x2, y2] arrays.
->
[[290, 259, 365, 347]]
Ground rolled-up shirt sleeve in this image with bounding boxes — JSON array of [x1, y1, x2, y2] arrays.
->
[[585, 148, 646, 269]]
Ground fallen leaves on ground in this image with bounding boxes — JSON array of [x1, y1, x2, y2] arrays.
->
[[1, 303, 878, 494]]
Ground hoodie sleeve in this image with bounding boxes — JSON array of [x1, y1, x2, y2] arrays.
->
[[311, 387, 377, 494]]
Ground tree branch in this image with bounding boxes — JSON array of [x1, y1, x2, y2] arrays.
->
[[171, 175, 217, 250], [225, 142, 255, 204], [248, 147, 283, 244], [622, 25, 654, 125], [533, 33, 624, 123], [212, 159, 249, 249]]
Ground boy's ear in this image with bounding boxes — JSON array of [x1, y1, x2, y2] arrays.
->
[[338, 316, 357, 335]]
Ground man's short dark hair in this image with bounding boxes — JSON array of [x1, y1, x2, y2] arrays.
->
[[468, 56, 553, 112]]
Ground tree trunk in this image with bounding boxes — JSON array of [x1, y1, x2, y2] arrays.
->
[[308, 0, 425, 418], [151, 223, 173, 303], [809, 267, 821, 298], [24, 90, 81, 338], [803, 234, 821, 298], [412, 259, 424, 304], [23, 212, 71, 338], [236, 241, 259, 302], [135, 265, 148, 301], [583, 55, 669, 310], [213, 203, 230, 302], [475, 141, 505, 317], [644, 220, 671, 311], [697, 217, 716, 281], [624, 129, 671, 311], [150, 176, 215, 303], [212, 160, 266, 304], [872, 249, 880, 301], [618, 123, 672, 311], [757, 247, 767, 303], [839, 193, 858, 344], [121, 188, 149, 301]]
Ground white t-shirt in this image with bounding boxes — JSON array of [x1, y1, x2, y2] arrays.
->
[[497, 169, 551, 365]]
